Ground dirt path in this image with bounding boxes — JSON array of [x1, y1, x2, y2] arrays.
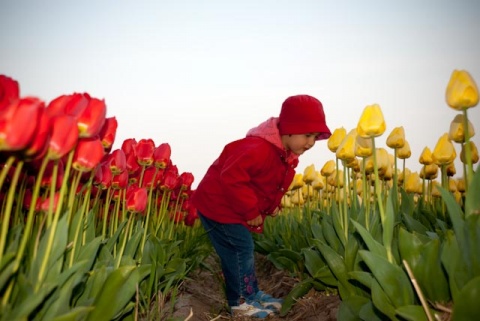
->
[[171, 254, 341, 320]]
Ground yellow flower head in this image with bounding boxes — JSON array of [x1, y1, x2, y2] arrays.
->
[[432, 133, 457, 165], [328, 127, 347, 153], [289, 173, 304, 190], [446, 69, 479, 110], [419, 147, 433, 165], [320, 159, 336, 177], [397, 140, 411, 159], [460, 141, 479, 164], [356, 104, 386, 138], [405, 172, 422, 194], [448, 114, 475, 143], [336, 129, 357, 161], [303, 164, 316, 184], [386, 126, 405, 149], [355, 135, 373, 158]]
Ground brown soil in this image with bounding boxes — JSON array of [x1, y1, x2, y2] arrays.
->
[[171, 254, 341, 321]]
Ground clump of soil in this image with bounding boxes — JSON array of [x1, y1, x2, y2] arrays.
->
[[171, 254, 341, 320]]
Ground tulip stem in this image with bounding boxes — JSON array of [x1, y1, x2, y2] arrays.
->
[[462, 109, 473, 190]]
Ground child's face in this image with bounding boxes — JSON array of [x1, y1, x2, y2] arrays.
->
[[282, 133, 319, 155]]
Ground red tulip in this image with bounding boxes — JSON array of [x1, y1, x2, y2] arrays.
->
[[135, 138, 155, 166], [98, 116, 117, 151], [24, 108, 53, 160], [121, 138, 137, 155], [40, 192, 61, 212], [160, 170, 178, 191], [153, 143, 171, 169], [41, 160, 64, 190], [108, 149, 127, 175], [169, 211, 184, 224], [47, 93, 89, 118], [126, 185, 147, 213], [179, 172, 194, 190], [0, 75, 20, 111], [77, 97, 106, 138], [125, 152, 141, 176], [0, 97, 44, 151], [73, 137, 105, 172], [112, 170, 129, 189], [94, 163, 112, 189], [47, 115, 79, 160], [142, 166, 162, 188]]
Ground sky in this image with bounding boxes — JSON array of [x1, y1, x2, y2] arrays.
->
[[1, 0, 480, 188]]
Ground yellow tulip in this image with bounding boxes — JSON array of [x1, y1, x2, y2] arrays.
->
[[336, 129, 357, 161], [345, 157, 360, 171], [405, 172, 421, 194], [432, 181, 442, 198], [362, 155, 374, 174], [386, 126, 405, 149], [445, 69, 479, 110], [376, 148, 391, 176], [446, 162, 456, 177], [457, 178, 466, 193], [302, 184, 314, 199], [398, 168, 411, 184], [419, 147, 433, 165], [355, 135, 373, 158], [356, 104, 386, 138], [328, 127, 347, 153], [327, 170, 344, 187], [303, 164, 316, 184], [397, 140, 411, 159], [449, 179, 457, 193], [291, 189, 304, 205], [432, 133, 457, 165], [289, 173, 304, 190], [320, 159, 336, 177], [312, 172, 325, 190], [448, 114, 475, 143], [420, 164, 439, 180], [460, 141, 479, 164]]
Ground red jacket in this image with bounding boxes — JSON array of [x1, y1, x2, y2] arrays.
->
[[191, 118, 298, 233]]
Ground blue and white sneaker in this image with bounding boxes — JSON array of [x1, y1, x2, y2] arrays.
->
[[230, 300, 274, 318], [255, 291, 283, 313]]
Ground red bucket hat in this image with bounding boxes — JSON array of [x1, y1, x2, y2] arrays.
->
[[278, 95, 331, 140]]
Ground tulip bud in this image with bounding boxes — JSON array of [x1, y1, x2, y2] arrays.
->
[[419, 147, 433, 165], [320, 160, 336, 177], [432, 133, 457, 165], [386, 126, 405, 149], [336, 129, 357, 161], [445, 69, 479, 110], [460, 141, 479, 164], [355, 135, 373, 158], [327, 127, 347, 153], [448, 114, 475, 143], [303, 164, 316, 184], [397, 140, 411, 159], [312, 172, 325, 190], [289, 173, 304, 190], [446, 162, 456, 177], [405, 172, 422, 194], [356, 104, 386, 138]]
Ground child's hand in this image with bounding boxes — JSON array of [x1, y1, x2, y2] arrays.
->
[[247, 215, 263, 227], [270, 207, 280, 217]]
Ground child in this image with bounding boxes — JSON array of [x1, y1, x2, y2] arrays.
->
[[191, 95, 331, 318]]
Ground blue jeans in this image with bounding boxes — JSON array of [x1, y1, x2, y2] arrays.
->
[[198, 212, 259, 307]]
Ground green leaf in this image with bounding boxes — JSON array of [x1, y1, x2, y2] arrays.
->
[[337, 295, 370, 321], [396, 305, 429, 321], [451, 276, 480, 321], [359, 300, 385, 321], [351, 220, 387, 259], [370, 279, 398, 320], [51, 307, 94, 321], [85, 265, 136, 321], [359, 250, 414, 308], [279, 277, 313, 316], [398, 228, 424, 271]]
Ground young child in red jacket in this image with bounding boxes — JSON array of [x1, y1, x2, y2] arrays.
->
[[192, 95, 331, 318]]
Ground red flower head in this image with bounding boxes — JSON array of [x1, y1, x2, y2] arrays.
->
[[169, 210, 184, 224], [0, 75, 20, 111], [153, 143, 171, 169], [40, 192, 61, 212], [125, 151, 141, 176], [160, 169, 178, 191], [0, 97, 44, 151], [77, 97, 106, 138], [98, 116, 117, 151], [94, 162, 112, 189], [41, 160, 64, 190], [179, 172, 194, 190], [24, 108, 53, 160], [142, 166, 162, 188], [73, 137, 105, 172], [47, 93, 89, 118], [126, 185, 148, 214], [108, 149, 127, 175], [135, 138, 155, 166], [47, 115, 79, 160], [112, 170, 129, 190], [121, 138, 137, 155]]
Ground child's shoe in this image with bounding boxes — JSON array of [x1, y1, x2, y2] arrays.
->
[[254, 291, 283, 313], [230, 300, 274, 318]]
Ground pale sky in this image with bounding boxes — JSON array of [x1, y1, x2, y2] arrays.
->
[[2, 0, 480, 188]]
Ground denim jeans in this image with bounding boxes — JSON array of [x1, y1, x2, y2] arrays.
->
[[198, 212, 259, 307]]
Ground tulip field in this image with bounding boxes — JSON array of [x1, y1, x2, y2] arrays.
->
[[0, 69, 479, 321]]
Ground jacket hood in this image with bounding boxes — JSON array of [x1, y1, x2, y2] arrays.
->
[[246, 117, 299, 164]]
